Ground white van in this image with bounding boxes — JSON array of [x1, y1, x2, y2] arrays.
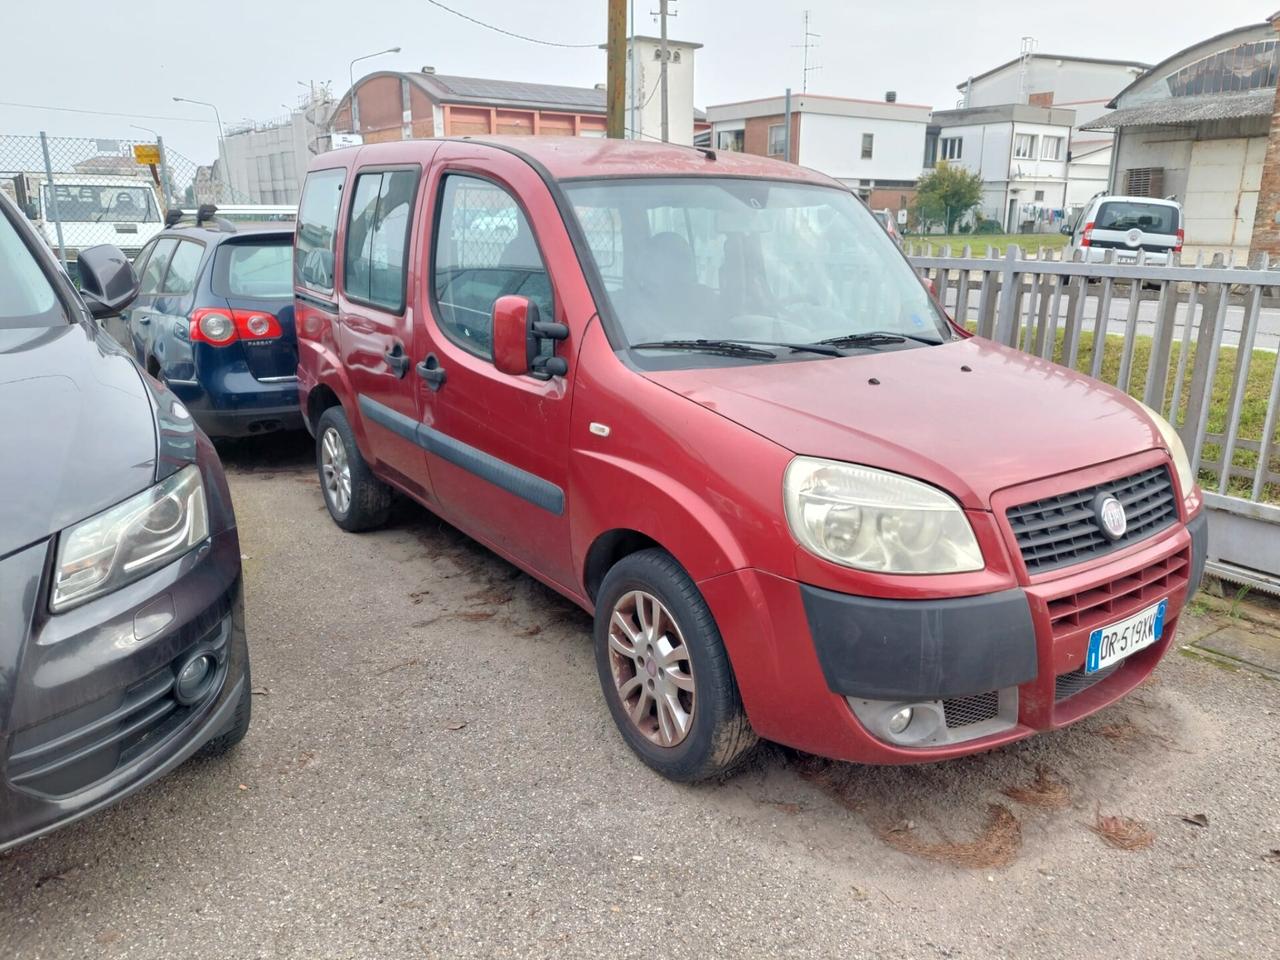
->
[[1062, 195, 1183, 265], [1, 172, 164, 266]]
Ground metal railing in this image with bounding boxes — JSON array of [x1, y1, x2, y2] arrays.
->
[[906, 243, 1280, 594]]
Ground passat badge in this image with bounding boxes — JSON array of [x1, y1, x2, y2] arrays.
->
[[1095, 493, 1127, 540]]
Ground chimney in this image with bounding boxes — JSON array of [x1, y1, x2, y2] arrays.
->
[[421, 65, 436, 74], [885, 91, 897, 103]]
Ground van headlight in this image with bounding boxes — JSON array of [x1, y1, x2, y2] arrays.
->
[[51, 465, 209, 612], [784, 458, 983, 574], [1136, 401, 1195, 499]]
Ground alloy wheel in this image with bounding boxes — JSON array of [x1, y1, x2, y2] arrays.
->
[[607, 589, 696, 747], [320, 426, 352, 514]]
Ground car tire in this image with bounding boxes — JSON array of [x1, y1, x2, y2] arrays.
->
[[316, 405, 392, 532], [196, 666, 252, 758], [594, 549, 758, 782]]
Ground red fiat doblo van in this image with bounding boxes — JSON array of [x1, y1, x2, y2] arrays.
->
[[295, 137, 1206, 782]]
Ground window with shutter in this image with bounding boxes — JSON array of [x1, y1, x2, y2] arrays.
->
[[1124, 167, 1165, 198]]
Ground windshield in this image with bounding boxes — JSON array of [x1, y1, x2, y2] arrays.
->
[[41, 183, 159, 223], [564, 178, 948, 358], [1095, 201, 1178, 234], [0, 208, 66, 327], [213, 240, 294, 299]]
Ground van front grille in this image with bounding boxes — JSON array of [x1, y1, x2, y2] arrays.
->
[[1007, 466, 1177, 573]]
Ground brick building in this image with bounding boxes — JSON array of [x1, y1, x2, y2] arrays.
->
[[330, 68, 611, 143]]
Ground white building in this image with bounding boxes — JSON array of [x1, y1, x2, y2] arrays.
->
[[1085, 19, 1280, 263], [706, 93, 932, 212], [956, 52, 1149, 211], [622, 36, 701, 147], [928, 103, 1075, 232], [220, 91, 335, 204]]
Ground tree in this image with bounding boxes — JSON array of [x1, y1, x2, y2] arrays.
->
[[912, 162, 983, 234]]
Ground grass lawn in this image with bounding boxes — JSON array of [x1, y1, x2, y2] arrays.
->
[[907, 233, 1069, 258], [963, 317, 1280, 503]]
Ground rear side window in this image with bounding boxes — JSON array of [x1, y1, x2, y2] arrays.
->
[[1094, 201, 1178, 234], [295, 168, 346, 294], [343, 168, 418, 312], [138, 238, 178, 295], [213, 240, 293, 299], [432, 175, 553, 359], [159, 240, 204, 294]]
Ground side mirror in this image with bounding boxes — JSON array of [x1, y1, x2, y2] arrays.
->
[[1060, 223, 1072, 236], [77, 244, 140, 318], [492, 295, 569, 380]]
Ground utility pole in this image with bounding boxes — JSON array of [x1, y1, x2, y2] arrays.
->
[[629, 0, 639, 140], [607, 0, 627, 137], [658, 0, 671, 142]]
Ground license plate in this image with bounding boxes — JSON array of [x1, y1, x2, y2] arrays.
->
[[1085, 599, 1167, 673]]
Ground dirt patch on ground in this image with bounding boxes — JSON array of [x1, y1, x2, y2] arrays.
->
[[1001, 766, 1071, 809]]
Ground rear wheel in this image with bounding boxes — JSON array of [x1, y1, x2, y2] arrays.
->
[[316, 406, 391, 532], [594, 549, 758, 782]]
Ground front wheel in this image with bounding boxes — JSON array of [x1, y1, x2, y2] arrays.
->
[[594, 549, 758, 782], [316, 406, 392, 532]]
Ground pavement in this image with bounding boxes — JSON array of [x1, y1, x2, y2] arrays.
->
[[2, 433, 1278, 960]]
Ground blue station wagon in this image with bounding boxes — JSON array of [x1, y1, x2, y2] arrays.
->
[[107, 210, 303, 438]]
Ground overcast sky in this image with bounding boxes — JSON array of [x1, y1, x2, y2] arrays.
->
[[0, 0, 1270, 164]]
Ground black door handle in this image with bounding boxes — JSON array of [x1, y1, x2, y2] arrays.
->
[[416, 353, 447, 391], [384, 342, 409, 378]]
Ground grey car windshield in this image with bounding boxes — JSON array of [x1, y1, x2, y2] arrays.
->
[[0, 209, 65, 328], [564, 177, 948, 353]]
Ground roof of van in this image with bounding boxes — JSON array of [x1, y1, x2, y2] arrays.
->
[[317, 136, 842, 187]]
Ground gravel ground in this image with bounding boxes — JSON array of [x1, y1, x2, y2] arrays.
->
[[3, 434, 1278, 960]]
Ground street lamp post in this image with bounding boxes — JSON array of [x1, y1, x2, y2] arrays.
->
[[347, 46, 401, 133], [173, 96, 227, 201]]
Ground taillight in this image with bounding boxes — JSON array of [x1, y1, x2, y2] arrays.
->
[[1080, 221, 1095, 247], [1174, 228, 1184, 253], [189, 308, 282, 345]]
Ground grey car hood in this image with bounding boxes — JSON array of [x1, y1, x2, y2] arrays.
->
[[0, 322, 156, 558]]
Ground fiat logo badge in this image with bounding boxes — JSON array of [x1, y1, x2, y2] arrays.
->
[[1095, 493, 1127, 540]]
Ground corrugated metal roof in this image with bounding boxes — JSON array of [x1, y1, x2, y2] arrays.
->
[[414, 73, 606, 112], [1083, 90, 1274, 129]]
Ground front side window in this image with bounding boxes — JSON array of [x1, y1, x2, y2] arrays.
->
[[563, 177, 949, 364], [41, 183, 158, 223], [0, 209, 64, 328], [1041, 136, 1064, 160], [768, 124, 786, 156], [295, 168, 346, 294], [1013, 133, 1038, 160], [342, 168, 418, 312], [159, 240, 204, 295], [138, 238, 178, 295], [432, 175, 553, 360]]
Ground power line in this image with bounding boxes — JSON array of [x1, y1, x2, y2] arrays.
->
[[0, 100, 216, 124], [423, 0, 599, 48]]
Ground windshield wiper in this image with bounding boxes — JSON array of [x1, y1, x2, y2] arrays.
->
[[632, 338, 847, 359], [631, 339, 779, 360], [818, 330, 943, 348]]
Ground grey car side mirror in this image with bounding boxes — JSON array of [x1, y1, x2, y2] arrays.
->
[[77, 244, 140, 318]]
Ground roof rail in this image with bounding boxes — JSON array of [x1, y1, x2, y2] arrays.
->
[[162, 204, 237, 233]]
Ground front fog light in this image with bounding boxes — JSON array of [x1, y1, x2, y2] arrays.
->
[[175, 654, 217, 703], [887, 706, 914, 735]]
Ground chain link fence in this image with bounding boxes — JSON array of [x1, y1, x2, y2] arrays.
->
[[0, 132, 255, 269]]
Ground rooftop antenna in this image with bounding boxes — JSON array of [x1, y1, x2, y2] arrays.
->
[[1016, 36, 1036, 104], [792, 10, 821, 94]]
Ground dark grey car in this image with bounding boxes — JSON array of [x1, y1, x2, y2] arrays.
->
[[0, 192, 250, 853]]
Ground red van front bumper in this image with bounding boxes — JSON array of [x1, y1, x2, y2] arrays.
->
[[698, 508, 1206, 765]]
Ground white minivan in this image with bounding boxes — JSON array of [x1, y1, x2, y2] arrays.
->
[[1063, 195, 1183, 265]]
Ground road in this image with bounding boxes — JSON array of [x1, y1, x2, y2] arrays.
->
[[948, 286, 1280, 353], [2, 434, 1278, 959]]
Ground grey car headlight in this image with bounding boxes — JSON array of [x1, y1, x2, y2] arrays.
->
[[1136, 401, 1195, 499], [51, 464, 209, 612], [784, 458, 983, 574]]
